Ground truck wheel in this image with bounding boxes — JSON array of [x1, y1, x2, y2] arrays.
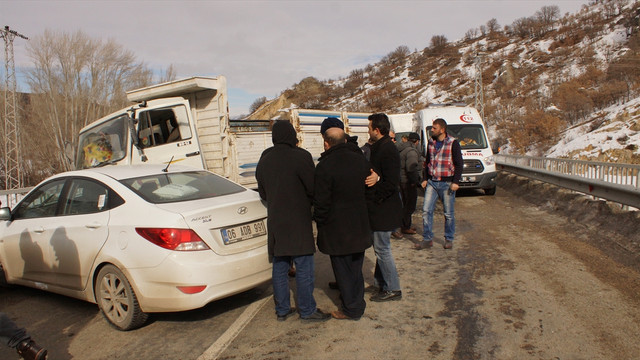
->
[[95, 265, 148, 331], [484, 186, 496, 196]]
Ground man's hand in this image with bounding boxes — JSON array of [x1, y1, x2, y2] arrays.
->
[[450, 183, 459, 192], [365, 169, 379, 187], [421, 180, 427, 189]]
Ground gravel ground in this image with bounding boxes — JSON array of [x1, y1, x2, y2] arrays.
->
[[217, 174, 640, 360]]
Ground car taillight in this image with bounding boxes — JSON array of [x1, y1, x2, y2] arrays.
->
[[135, 228, 210, 251], [177, 285, 207, 294]]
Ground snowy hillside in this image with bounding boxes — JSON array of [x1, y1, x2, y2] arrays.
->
[[253, 0, 640, 164]]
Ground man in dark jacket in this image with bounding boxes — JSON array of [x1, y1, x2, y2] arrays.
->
[[366, 113, 403, 302], [256, 121, 330, 322], [1, 312, 48, 360], [314, 126, 372, 320], [416, 118, 464, 250]]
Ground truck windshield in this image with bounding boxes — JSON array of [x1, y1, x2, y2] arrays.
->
[[76, 115, 128, 169], [426, 124, 488, 150]]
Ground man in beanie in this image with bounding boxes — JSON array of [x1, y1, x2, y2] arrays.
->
[[256, 121, 330, 322]]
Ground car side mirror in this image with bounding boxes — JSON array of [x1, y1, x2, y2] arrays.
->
[[0, 207, 12, 221]]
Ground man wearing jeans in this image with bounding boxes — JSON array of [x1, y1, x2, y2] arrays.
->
[[366, 113, 403, 302], [415, 118, 463, 250], [256, 121, 330, 322]]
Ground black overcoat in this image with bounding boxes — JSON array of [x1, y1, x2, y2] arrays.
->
[[313, 143, 372, 256], [256, 121, 316, 258], [367, 135, 403, 231]]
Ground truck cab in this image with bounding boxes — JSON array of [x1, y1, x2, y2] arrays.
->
[[76, 76, 232, 178], [416, 104, 497, 195]]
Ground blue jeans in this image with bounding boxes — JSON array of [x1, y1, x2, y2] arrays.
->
[[422, 179, 456, 242], [372, 231, 401, 292], [272, 255, 317, 317]]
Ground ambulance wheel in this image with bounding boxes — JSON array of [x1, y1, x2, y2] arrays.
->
[[484, 186, 496, 196]]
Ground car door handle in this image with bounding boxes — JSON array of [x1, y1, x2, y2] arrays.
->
[[85, 222, 103, 229], [186, 151, 200, 157], [33, 227, 45, 233]]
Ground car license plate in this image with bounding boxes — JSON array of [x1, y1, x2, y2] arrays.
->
[[221, 220, 267, 245], [462, 176, 476, 182]]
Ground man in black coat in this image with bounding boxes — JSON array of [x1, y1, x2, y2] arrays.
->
[[256, 121, 330, 322], [314, 126, 372, 320], [366, 113, 403, 302]]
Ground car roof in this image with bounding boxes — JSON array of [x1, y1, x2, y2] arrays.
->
[[54, 164, 204, 181]]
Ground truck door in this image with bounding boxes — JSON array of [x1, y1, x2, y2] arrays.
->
[[131, 100, 205, 169]]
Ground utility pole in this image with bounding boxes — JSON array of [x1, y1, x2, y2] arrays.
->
[[474, 52, 485, 123], [1, 26, 28, 196]]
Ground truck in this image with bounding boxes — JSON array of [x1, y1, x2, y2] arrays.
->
[[414, 104, 498, 195], [75, 76, 372, 189]]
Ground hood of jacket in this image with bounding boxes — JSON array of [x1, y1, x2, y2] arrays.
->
[[272, 121, 298, 147], [396, 141, 412, 152]]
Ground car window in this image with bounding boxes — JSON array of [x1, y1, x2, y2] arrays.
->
[[121, 171, 245, 204], [13, 179, 67, 219], [62, 179, 117, 215], [137, 105, 192, 148]]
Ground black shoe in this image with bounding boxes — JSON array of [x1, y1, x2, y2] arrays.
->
[[364, 284, 380, 293], [276, 308, 297, 322], [328, 281, 339, 290], [17, 339, 48, 360], [300, 309, 331, 322], [370, 290, 402, 302]]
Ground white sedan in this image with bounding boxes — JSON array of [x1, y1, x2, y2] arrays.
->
[[0, 165, 271, 330]]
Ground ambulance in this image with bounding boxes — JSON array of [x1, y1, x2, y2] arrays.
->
[[416, 104, 497, 195]]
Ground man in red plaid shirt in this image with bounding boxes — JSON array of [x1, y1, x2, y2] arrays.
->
[[415, 118, 463, 250]]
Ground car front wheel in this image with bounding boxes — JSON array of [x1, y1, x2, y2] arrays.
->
[[95, 265, 148, 331]]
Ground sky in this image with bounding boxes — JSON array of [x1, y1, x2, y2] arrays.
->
[[3, 0, 588, 118]]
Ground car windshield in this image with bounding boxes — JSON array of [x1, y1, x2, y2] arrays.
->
[[426, 124, 488, 150], [77, 115, 128, 169], [120, 171, 246, 204]]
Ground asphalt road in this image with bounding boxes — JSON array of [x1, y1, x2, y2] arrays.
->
[[1, 176, 639, 359]]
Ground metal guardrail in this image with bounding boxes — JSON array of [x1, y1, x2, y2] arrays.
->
[[495, 154, 640, 209], [0, 187, 33, 208]]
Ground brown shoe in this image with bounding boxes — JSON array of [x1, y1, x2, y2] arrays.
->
[[391, 231, 403, 239], [331, 310, 360, 321], [413, 240, 433, 250], [401, 228, 417, 234], [443, 240, 453, 249]]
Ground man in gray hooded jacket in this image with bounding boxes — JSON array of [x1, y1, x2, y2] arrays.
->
[[397, 132, 421, 234]]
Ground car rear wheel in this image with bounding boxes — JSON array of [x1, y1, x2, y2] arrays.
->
[[95, 265, 148, 331], [484, 186, 496, 196]]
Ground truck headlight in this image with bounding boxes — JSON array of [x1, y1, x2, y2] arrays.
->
[[484, 155, 495, 166]]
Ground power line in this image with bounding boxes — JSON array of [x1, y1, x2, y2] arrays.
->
[[1, 25, 28, 197]]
